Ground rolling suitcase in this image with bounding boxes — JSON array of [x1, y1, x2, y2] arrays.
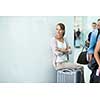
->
[[57, 68, 82, 83]]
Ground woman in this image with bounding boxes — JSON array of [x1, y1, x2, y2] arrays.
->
[[94, 39, 100, 74], [50, 23, 82, 70]]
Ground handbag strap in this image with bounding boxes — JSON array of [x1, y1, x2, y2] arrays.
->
[[81, 45, 86, 52]]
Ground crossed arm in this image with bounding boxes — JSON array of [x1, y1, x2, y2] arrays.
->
[[56, 46, 71, 53], [50, 38, 71, 56]]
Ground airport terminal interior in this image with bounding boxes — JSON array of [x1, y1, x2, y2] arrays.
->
[[0, 16, 99, 83]]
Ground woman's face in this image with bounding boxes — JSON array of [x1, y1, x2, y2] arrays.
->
[[56, 25, 64, 39]]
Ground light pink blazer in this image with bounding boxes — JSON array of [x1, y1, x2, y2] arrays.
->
[[50, 37, 72, 67]]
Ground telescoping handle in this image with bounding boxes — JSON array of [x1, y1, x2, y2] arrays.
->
[[62, 68, 77, 72]]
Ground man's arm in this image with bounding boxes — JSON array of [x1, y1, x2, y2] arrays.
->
[[87, 31, 98, 61]]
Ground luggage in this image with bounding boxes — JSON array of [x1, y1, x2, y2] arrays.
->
[[90, 69, 100, 83], [57, 68, 82, 83], [77, 46, 88, 65]]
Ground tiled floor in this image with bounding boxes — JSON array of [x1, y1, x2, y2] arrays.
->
[[73, 47, 91, 83]]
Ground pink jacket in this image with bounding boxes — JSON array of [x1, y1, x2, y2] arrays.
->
[[50, 37, 72, 67]]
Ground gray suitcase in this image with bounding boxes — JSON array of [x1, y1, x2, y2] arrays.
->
[[57, 68, 82, 83]]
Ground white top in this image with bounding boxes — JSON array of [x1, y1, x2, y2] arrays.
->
[[50, 37, 72, 67], [56, 39, 68, 63]]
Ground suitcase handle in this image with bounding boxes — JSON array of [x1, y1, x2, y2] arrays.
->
[[63, 70, 70, 72], [62, 68, 78, 72], [62, 69, 73, 72]]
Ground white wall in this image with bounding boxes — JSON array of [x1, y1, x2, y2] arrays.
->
[[0, 16, 74, 82]]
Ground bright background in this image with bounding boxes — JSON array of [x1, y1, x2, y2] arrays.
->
[[0, 16, 74, 82], [0, 0, 100, 100]]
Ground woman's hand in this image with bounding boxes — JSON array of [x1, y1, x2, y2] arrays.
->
[[56, 48, 62, 52], [56, 47, 69, 53]]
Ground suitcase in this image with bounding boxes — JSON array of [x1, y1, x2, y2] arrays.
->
[[57, 68, 82, 83]]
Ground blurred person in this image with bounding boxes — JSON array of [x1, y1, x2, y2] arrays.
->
[[87, 19, 100, 82], [85, 22, 97, 48], [75, 28, 81, 48]]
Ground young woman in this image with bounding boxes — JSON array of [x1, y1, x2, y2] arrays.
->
[[50, 23, 81, 70], [94, 39, 100, 74]]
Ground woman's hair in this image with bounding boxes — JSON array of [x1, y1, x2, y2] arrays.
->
[[97, 19, 100, 22], [92, 22, 97, 25], [57, 23, 65, 36]]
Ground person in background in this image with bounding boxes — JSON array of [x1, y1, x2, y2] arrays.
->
[[74, 29, 76, 46], [75, 28, 81, 48], [94, 36, 100, 75], [76, 28, 81, 40], [94, 20, 100, 78], [87, 19, 100, 82], [85, 22, 97, 48]]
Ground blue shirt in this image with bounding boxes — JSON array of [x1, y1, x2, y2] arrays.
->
[[87, 29, 98, 54]]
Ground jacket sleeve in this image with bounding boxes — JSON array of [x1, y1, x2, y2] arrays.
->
[[88, 31, 97, 54], [64, 38, 72, 54], [50, 38, 63, 56]]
